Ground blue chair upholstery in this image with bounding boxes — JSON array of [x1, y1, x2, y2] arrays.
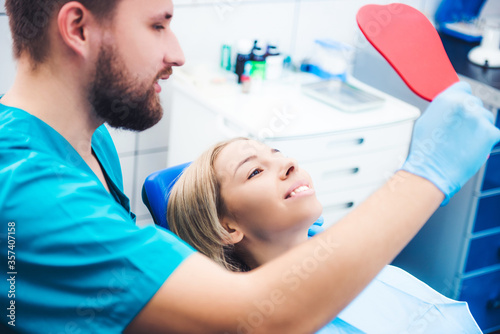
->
[[142, 162, 191, 230]]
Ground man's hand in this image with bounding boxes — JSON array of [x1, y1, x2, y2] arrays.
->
[[402, 82, 500, 205]]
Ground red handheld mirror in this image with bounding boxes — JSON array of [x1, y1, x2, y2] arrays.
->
[[356, 4, 459, 101]]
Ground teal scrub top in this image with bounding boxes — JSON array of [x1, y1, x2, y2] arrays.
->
[[0, 101, 196, 332]]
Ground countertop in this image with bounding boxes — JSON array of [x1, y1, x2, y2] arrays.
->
[[171, 65, 420, 140], [440, 33, 500, 90]]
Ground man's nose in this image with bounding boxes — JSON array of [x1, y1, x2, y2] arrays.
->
[[164, 30, 185, 67]]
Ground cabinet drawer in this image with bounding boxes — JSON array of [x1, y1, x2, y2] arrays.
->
[[267, 121, 413, 163], [465, 232, 500, 272], [460, 269, 500, 332], [317, 186, 376, 228], [481, 152, 500, 191], [301, 146, 407, 194], [473, 194, 500, 233]]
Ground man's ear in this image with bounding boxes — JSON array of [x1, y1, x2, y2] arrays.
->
[[57, 2, 95, 59], [220, 217, 244, 245]]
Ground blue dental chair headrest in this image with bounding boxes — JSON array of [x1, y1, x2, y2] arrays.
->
[[142, 162, 191, 230]]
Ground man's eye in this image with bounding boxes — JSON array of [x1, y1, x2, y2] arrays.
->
[[248, 169, 261, 179], [154, 25, 165, 30]]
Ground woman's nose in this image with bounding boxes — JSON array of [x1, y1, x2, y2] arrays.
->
[[280, 158, 297, 179]]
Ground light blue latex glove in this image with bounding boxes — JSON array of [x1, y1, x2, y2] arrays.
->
[[402, 82, 500, 205], [308, 216, 325, 238]]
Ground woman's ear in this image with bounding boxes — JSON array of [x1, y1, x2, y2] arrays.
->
[[220, 217, 244, 245]]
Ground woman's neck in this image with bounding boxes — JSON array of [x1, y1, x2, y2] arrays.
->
[[240, 228, 310, 270]]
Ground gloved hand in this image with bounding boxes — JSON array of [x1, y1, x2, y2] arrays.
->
[[402, 82, 500, 205], [308, 216, 325, 238]]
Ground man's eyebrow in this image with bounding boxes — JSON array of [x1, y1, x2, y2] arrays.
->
[[234, 155, 257, 176]]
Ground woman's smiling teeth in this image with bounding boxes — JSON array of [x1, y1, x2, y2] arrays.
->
[[288, 185, 310, 198]]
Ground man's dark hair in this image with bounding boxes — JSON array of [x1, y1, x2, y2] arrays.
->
[[5, 0, 121, 65]]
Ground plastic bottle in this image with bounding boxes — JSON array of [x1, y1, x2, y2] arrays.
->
[[220, 44, 232, 71], [265, 42, 284, 80], [241, 61, 252, 94], [234, 39, 254, 84], [250, 40, 267, 80]]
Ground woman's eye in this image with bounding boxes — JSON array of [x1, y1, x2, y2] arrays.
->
[[248, 169, 261, 179], [154, 25, 165, 30]]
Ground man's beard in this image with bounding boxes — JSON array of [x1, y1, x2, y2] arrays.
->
[[88, 44, 168, 131]]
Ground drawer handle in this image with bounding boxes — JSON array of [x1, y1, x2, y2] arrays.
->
[[487, 298, 500, 310], [325, 202, 354, 211], [326, 138, 364, 149], [322, 167, 360, 180]]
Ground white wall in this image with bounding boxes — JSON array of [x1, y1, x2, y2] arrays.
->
[[172, 0, 442, 69], [0, 14, 15, 95]]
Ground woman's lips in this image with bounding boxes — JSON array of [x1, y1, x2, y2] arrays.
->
[[285, 182, 314, 199]]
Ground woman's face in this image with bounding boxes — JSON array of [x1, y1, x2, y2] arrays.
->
[[214, 139, 323, 241]]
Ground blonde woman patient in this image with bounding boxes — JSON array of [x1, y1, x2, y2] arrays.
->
[[167, 137, 482, 334]]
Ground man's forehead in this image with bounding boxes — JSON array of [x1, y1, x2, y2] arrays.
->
[[116, 0, 174, 17]]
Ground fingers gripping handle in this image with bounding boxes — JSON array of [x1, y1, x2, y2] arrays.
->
[[401, 82, 500, 205]]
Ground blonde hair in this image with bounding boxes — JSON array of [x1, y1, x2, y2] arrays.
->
[[167, 138, 250, 272]]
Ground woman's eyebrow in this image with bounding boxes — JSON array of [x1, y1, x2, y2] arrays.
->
[[150, 12, 173, 21], [234, 155, 257, 176], [233, 148, 279, 175]]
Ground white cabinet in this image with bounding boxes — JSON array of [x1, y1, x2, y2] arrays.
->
[[167, 68, 420, 227]]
